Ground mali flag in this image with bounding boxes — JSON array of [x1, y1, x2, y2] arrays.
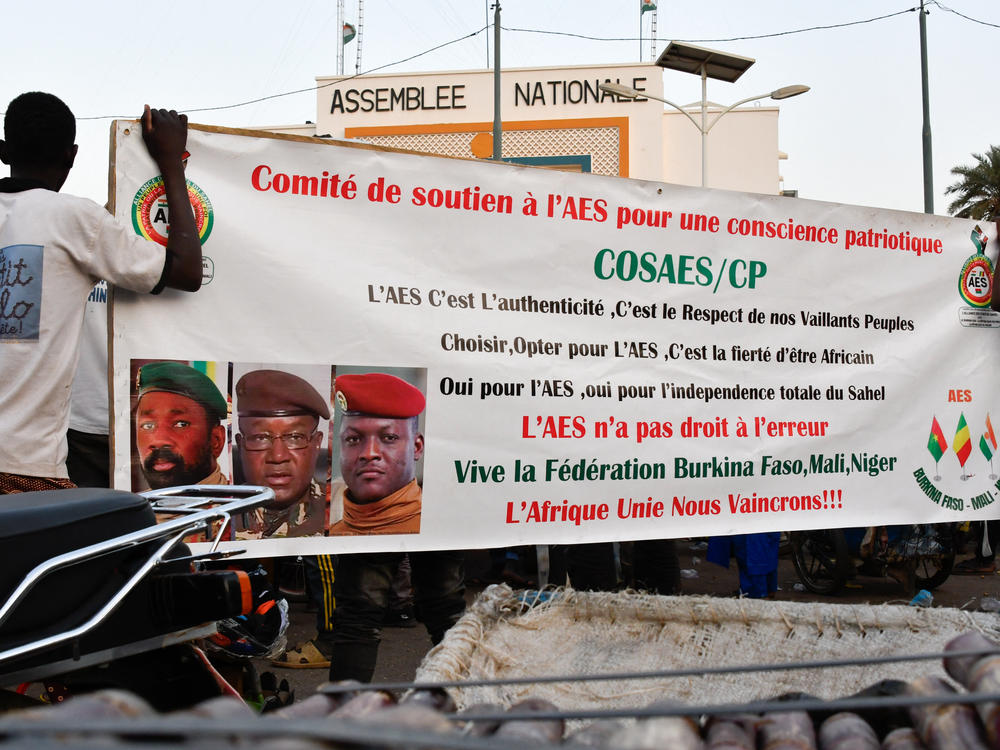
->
[[955, 413, 972, 467], [981, 413, 998, 460], [927, 416, 947, 462]]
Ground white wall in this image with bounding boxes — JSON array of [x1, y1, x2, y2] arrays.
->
[[662, 107, 780, 194]]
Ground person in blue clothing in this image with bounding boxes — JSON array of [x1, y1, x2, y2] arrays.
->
[[707, 532, 780, 598]]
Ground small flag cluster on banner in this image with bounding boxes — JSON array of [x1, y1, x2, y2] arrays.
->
[[927, 413, 997, 471]]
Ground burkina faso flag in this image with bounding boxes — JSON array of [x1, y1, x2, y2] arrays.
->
[[955, 413, 972, 467], [927, 416, 947, 462]]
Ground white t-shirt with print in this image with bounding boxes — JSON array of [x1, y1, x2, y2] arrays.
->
[[68, 280, 110, 435], [0, 188, 166, 478]]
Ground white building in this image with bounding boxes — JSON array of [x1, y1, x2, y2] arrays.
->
[[273, 62, 791, 195]]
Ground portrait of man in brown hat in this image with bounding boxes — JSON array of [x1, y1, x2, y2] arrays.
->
[[232, 367, 331, 539]]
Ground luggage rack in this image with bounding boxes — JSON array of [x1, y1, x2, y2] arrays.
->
[[141, 483, 276, 556], [0, 485, 274, 674]]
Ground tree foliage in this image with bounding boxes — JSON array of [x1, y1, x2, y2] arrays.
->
[[946, 146, 1000, 219]]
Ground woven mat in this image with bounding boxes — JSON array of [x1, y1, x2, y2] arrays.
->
[[416, 585, 1000, 711]]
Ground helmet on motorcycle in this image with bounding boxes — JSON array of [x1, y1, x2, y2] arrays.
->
[[206, 566, 289, 659]]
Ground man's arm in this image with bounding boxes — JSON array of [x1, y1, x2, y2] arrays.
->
[[141, 106, 202, 292]]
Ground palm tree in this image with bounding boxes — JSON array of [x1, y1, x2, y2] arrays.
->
[[946, 146, 1000, 219]]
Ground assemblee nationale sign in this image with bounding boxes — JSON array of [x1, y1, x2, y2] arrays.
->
[[110, 122, 999, 556]]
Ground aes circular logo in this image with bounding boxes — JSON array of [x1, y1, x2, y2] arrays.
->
[[132, 177, 214, 247], [958, 253, 993, 307]]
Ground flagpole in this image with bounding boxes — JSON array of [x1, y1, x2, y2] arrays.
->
[[934, 460, 940, 481], [638, 9, 642, 61]]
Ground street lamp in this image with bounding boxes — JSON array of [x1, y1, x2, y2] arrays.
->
[[600, 41, 809, 188], [600, 80, 808, 188]]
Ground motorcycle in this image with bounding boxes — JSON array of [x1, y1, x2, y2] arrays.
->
[[789, 524, 956, 596], [0, 484, 277, 711]]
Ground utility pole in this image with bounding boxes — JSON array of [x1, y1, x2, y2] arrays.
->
[[919, 0, 933, 213], [492, 2, 502, 161]]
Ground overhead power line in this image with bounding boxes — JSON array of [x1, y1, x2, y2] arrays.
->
[[504, 7, 919, 43], [70, 25, 490, 121], [929, 1, 1000, 29], [45, 3, 1000, 123]]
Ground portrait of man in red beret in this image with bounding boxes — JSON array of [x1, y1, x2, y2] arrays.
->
[[329, 372, 425, 535]]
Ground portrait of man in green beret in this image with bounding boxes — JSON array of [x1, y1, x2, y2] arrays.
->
[[133, 361, 229, 490], [232, 367, 331, 539]]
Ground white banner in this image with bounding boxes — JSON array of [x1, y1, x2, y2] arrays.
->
[[111, 123, 1000, 556]]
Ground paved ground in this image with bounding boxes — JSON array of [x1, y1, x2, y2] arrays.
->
[[258, 543, 1000, 703]]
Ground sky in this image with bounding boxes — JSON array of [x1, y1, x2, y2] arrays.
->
[[2, 0, 998, 215]]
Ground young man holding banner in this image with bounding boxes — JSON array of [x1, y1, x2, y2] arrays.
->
[[0, 92, 203, 493]]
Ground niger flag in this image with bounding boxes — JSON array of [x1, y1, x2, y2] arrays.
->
[[981, 413, 998, 460], [955, 413, 972, 467], [927, 416, 947, 462]]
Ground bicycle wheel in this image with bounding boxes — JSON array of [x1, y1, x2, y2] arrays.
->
[[790, 529, 851, 595], [914, 524, 956, 590]]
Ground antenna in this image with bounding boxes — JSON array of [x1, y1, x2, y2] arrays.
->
[[356, 0, 364, 73], [337, 0, 345, 76], [649, 6, 657, 61]]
